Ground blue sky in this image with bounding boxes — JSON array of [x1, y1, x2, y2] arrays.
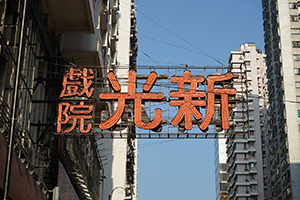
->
[[135, 1, 264, 199]]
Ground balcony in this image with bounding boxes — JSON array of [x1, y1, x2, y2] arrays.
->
[[43, 0, 95, 33], [62, 32, 102, 66]]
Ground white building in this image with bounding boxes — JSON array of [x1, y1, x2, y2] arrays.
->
[[99, 0, 138, 200], [226, 43, 269, 200], [215, 137, 229, 200]]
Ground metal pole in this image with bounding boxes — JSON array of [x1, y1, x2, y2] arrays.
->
[[3, 0, 28, 199]]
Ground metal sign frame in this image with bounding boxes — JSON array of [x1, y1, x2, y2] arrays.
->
[[55, 66, 250, 139]]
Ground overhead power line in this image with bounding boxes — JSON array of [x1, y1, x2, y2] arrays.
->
[[137, 10, 225, 66]]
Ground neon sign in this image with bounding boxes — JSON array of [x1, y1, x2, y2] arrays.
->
[[56, 68, 236, 134]]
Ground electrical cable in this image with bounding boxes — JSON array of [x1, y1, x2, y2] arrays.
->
[[120, 0, 227, 65], [136, 10, 225, 66]]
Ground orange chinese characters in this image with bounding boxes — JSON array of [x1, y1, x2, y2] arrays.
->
[[99, 70, 164, 130], [57, 101, 93, 133], [169, 70, 206, 130], [60, 67, 94, 98], [170, 71, 236, 131], [199, 73, 236, 131]]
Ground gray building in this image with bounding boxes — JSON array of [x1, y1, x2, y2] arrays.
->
[[262, 0, 300, 199]]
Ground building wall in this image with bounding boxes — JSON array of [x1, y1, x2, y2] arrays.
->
[[226, 43, 269, 200], [100, 0, 138, 200], [0, 0, 107, 199], [215, 137, 229, 200], [262, 0, 300, 199]]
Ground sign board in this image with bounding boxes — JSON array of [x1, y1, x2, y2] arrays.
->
[[56, 66, 243, 139]]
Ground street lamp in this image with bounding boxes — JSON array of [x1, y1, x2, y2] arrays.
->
[[108, 186, 126, 200]]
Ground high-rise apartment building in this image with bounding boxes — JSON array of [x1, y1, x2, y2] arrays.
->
[[262, 0, 300, 199], [99, 0, 138, 200], [226, 43, 269, 200], [215, 138, 229, 200], [0, 0, 137, 199]]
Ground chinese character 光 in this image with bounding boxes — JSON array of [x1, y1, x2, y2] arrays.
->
[[99, 70, 164, 130]]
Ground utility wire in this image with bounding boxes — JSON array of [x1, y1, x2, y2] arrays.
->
[[9, 64, 296, 104], [137, 10, 225, 66], [140, 50, 162, 67], [138, 34, 208, 58], [120, 0, 226, 65]]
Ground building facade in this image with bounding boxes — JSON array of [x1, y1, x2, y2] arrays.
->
[[99, 0, 138, 199], [0, 0, 137, 199], [215, 137, 229, 200], [226, 43, 269, 200], [262, 0, 300, 199]]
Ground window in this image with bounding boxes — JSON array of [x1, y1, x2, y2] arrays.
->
[[295, 68, 300, 75], [249, 141, 255, 146], [297, 96, 300, 103], [292, 41, 300, 48], [289, 2, 298, 9], [220, 182, 228, 191], [249, 121, 254, 128], [245, 61, 250, 66], [293, 54, 300, 61], [296, 82, 300, 88], [251, 185, 257, 190], [298, 110, 300, 117], [220, 163, 227, 171], [291, 15, 299, 22], [292, 28, 300, 35]]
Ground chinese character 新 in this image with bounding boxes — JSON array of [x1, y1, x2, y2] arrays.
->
[[170, 70, 236, 131]]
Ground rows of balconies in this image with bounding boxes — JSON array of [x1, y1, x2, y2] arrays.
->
[[272, 167, 281, 184], [283, 186, 292, 200], [270, 139, 279, 155], [126, 138, 136, 198], [43, 0, 96, 34], [282, 170, 291, 187], [271, 153, 279, 169], [52, 0, 121, 67], [273, 182, 282, 198], [129, 8, 137, 68]]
